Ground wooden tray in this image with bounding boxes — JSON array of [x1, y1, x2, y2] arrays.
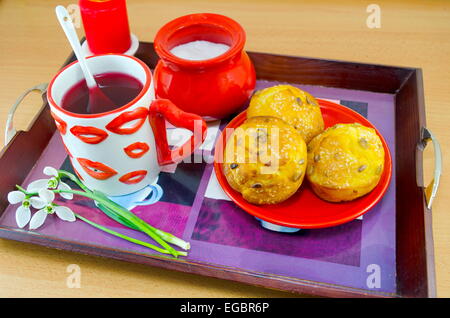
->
[[0, 41, 438, 298]]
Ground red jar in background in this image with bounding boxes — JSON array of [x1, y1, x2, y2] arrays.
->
[[153, 13, 256, 120], [79, 0, 131, 54]]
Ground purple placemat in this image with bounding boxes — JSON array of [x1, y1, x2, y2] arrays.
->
[[0, 80, 396, 294]]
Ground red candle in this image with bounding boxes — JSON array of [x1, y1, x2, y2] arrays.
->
[[79, 0, 131, 54]]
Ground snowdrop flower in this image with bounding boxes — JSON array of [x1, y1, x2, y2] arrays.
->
[[27, 166, 73, 200], [8, 191, 32, 228], [29, 188, 76, 230], [7, 189, 51, 228]]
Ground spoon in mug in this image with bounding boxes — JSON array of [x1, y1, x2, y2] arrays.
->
[[55, 5, 116, 114]]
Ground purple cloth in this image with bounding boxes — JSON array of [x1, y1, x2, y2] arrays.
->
[[0, 81, 397, 294]]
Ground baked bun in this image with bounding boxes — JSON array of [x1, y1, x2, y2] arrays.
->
[[306, 123, 385, 202], [223, 116, 307, 205], [247, 85, 324, 143]]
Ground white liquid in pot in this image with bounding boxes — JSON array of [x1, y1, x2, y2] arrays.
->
[[170, 40, 231, 61]]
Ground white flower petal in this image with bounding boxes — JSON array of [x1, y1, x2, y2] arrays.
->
[[54, 206, 76, 222], [30, 196, 47, 209], [15, 205, 31, 228], [57, 182, 73, 200], [8, 191, 25, 204], [38, 188, 55, 204], [26, 179, 49, 192], [43, 166, 58, 177], [29, 209, 48, 230]]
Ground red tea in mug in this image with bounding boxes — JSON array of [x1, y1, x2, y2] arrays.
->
[[61, 72, 143, 114]]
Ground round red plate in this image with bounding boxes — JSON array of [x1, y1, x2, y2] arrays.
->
[[213, 99, 392, 229]]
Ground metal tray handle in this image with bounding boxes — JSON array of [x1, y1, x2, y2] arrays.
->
[[4, 83, 48, 146], [421, 128, 442, 210]]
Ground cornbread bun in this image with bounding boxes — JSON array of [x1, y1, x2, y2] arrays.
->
[[247, 85, 325, 143], [223, 116, 307, 205], [306, 123, 385, 202]]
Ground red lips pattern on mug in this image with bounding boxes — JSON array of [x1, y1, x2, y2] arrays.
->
[[106, 107, 148, 135], [76, 158, 118, 180], [67, 108, 148, 146], [60, 107, 152, 186], [51, 111, 67, 135], [119, 170, 148, 185], [70, 126, 109, 144], [76, 157, 148, 185], [123, 142, 150, 158]]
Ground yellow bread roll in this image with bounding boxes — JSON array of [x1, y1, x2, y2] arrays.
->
[[306, 123, 385, 202], [223, 116, 307, 205], [247, 85, 325, 143]]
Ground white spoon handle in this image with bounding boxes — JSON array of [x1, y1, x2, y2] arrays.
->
[[55, 5, 97, 88]]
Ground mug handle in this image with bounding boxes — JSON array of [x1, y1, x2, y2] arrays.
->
[[149, 99, 207, 166]]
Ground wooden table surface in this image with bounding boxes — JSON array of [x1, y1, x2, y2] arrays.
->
[[0, 0, 448, 297]]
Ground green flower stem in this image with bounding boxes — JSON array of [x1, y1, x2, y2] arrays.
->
[[57, 170, 91, 193], [152, 229, 190, 251], [16, 185, 27, 193], [16, 184, 184, 256], [56, 172, 191, 251], [74, 213, 186, 257], [93, 191, 190, 251], [66, 189, 181, 257], [18, 186, 184, 258]]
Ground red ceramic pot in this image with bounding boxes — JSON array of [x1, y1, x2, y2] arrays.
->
[[154, 13, 256, 120]]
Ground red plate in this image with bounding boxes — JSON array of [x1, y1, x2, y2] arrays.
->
[[213, 99, 392, 229]]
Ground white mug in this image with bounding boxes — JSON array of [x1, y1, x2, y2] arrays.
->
[[47, 54, 206, 196]]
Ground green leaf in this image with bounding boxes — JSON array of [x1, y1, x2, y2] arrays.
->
[[92, 189, 140, 230], [74, 213, 184, 257], [92, 189, 111, 201], [91, 189, 181, 257], [96, 202, 140, 231]]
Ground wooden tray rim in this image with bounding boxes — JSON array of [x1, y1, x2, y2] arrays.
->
[[0, 41, 435, 298]]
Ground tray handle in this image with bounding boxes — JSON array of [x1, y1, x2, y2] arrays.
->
[[4, 83, 48, 146], [419, 127, 442, 210]]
